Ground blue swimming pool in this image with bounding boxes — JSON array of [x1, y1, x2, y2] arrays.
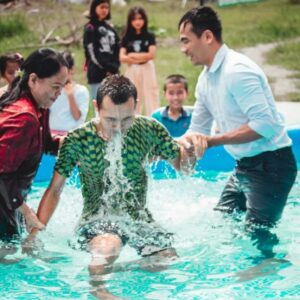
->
[[1, 170, 300, 299], [1, 126, 299, 299]]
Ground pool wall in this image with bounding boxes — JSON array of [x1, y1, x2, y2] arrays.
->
[[34, 125, 300, 182]]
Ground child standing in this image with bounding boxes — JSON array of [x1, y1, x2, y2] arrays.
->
[[152, 74, 192, 138], [83, 0, 120, 101], [120, 6, 159, 116], [0, 53, 24, 97]]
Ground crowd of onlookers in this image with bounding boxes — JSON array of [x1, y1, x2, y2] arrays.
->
[[0, 0, 191, 140]]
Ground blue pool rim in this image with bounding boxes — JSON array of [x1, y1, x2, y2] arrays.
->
[[34, 125, 300, 182]]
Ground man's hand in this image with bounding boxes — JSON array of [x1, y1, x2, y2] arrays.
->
[[178, 132, 209, 159]]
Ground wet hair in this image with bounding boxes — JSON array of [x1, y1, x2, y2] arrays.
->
[[0, 48, 68, 110], [122, 6, 148, 39], [0, 52, 24, 77], [178, 6, 222, 43], [163, 74, 188, 92], [89, 0, 111, 21], [61, 50, 75, 70], [96, 74, 137, 108]]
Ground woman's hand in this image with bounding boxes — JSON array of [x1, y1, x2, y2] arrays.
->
[[17, 202, 45, 233]]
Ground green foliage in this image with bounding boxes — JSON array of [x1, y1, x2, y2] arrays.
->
[[266, 41, 300, 101], [0, 0, 299, 104], [0, 14, 28, 41], [266, 41, 300, 73]]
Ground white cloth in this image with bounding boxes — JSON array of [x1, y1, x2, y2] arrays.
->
[[190, 44, 291, 160], [50, 83, 89, 132]]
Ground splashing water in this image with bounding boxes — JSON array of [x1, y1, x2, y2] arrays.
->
[[97, 132, 132, 216], [1, 172, 300, 299]]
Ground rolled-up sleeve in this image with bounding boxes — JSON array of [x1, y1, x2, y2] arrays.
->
[[228, 66, 282, 139]]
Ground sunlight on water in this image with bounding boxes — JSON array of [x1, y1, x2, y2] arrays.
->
[[1, 172, 300, 299]]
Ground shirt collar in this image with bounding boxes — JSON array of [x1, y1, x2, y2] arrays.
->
[[207, 43, 228, 74], [162, 106, 189, 118]]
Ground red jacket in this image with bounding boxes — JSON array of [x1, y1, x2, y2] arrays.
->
[[0, 95, 59, 213]]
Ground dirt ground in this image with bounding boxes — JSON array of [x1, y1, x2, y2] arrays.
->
[[239, 39, 300, 102]]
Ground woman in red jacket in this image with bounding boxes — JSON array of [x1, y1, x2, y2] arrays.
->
[[0, 48, 68, 254]]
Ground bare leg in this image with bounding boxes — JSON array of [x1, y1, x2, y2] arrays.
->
[[236, 257, 290, 282], [109, 247, 178, 274], [139, 247, 178, 272], [88, 233, 123, 300]]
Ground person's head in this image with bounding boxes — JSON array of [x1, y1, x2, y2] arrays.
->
[[125, 6, 148, 36], [0, 48, 68, 110], [89, 0, 111, 22], [61, 50, 75, 82], [178, 6, 222, 67], [163, 74, 188, 111], [0, 52, 24, 86], [94, 74, 137, 139]]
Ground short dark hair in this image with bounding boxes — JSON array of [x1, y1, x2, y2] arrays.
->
[[163, 74, 188, 92], [96, 75, 137, 108], [178, 6, 222, 43], [89, 0, 111, 21]]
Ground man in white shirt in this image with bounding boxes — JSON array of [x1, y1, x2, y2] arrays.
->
[[178, 6, 297, 255], [50, 51, 90, 135]]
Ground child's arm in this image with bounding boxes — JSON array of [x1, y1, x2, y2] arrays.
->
[[119, 47, 138, 65], [127, 45, 156, 64]]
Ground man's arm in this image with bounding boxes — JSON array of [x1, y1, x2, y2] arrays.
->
[[30, 171, 66, 236], [208, 124, 262, 147], [179, 124, 262, 160]]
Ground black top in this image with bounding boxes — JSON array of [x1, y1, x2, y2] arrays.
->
[[83, 19, 120, 84], [120, 31, 156, 54]]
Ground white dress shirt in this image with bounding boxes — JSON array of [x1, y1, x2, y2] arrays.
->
[[189, 44, 291, 160]]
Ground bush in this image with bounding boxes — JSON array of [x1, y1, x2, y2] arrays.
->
[[0, 14, 28, 41]]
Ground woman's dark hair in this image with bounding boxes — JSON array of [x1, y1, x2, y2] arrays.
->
[[178, 6, 222, 43], [61, 50, 75, 70], [122, 6, 148, 39], [0, 52, 24, 77], [96, 74, 137, 108], [89, 0, 111, 21], [0, 48, 68, 110]]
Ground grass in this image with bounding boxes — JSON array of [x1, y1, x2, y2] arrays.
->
[[0, 0, 300, 106], [266, 41, 300, 73], [266, 40, 300, 101]]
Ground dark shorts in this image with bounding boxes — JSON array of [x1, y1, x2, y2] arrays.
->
[[215, 146, 297, 225], [72, 219, 174, 257]]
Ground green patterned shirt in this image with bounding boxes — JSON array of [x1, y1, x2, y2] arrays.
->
[[55, 116, 179, 222]]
